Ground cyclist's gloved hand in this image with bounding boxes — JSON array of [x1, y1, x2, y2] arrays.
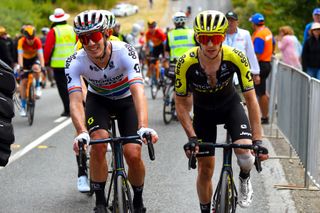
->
[[137, 127, 158, 144], [253, 140, 269, 161], [183, 136, 199, 158], [73, 132, 90, 154]]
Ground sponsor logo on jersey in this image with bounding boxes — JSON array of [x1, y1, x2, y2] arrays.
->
[[232, 48, 249, 67], [125, 43, 137, 59], [109, 61, 115, 69], [134, 63, 141, 73], [65, 52, 77, 69], [240, 131, 252, 137], [175, 78, 182, 88], [89, 65, 100, 72]]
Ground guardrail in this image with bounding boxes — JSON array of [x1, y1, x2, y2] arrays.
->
[[267, 58, 320, 190]]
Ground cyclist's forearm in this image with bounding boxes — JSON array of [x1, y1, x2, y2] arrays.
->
[[18, 54, 23, 68], [130, 84, 148, 128], [243, 91, 262, 140], [175, 96, 196, 138], [38, 52, 45, 68], [70, 93, 87, 134]]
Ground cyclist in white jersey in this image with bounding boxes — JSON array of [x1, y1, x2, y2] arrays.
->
[[66, 10, 158, 213]]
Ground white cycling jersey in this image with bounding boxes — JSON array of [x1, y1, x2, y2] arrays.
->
[[65, 41, 143, 100]]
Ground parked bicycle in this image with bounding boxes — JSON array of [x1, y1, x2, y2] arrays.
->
[[162, 62, 177, 124], [79, 115, 155, 213], [186, 142, 268, 213]]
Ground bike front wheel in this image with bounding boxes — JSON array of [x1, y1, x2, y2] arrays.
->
[[150, 68, 158, 100], [27, 84, 35, 126], [215, 170, 236, 213], [114, 175, 134, 213], [163, 85, 175, 124]]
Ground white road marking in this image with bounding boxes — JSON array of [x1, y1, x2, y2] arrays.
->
[[1, 118, 72, 168], [54, 116, 68, 123]]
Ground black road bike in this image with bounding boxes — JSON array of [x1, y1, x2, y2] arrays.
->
[[187, 142, 268, 213], [162, 62, 177, 124], [80, 116, 155, 213]]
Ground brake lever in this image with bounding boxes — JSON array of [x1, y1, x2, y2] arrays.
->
[[253, 145, 262, 173], [188, 151, 197, 170]]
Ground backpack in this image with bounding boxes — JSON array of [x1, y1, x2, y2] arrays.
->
[[0, 59, 16, 166]]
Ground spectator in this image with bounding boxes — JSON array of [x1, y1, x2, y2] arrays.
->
[[0, 26, 14, 68], [302, 22, 320, 80], [249, 13, 274, 125], [303, 8, 320, 45], [276, 26, 302, 70], [112, 22, 127, 42], [44, 8, 76, 117], [224, 11, 260, 102]]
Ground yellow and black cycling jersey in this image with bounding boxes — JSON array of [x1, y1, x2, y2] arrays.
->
[[175, 45, 254, 109]]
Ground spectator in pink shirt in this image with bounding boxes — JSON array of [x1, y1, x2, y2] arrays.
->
[[277, 26, 302, 69]]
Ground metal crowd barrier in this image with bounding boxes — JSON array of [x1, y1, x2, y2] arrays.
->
[[267, 58, 320, 190]]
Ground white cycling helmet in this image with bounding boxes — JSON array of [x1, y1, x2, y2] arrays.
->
[[73, 10, 108, 35], [131, 23, 141, 36], [172, 11, 187, 25], [99, 10, 116, 29]]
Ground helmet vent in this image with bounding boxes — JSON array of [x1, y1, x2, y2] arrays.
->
[[84, 13, 89, 26], [200, 14, 204, 30], [213, 15, 220, 30], [207, 14, 212, 31]]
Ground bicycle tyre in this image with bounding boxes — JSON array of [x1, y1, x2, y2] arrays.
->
[[163, 85, 174, 124], [115, 175, 134, 213], [27, 84, 35, 126], [216, 170, 236, 213], [150, 69, 158, 100]]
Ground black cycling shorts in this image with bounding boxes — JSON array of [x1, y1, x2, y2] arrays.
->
[[193, 94, 252, 155], [85, 92, 140, 144], [21, 57, 40, 79], [255, 61, 271, 96], [150, 44, 164, 63]]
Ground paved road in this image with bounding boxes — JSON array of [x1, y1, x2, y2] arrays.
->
[[0, 1, 297, 212]]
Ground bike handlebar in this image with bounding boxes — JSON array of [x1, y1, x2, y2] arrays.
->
[[89, 134, 155, 161], [187, 142, 268, 173]]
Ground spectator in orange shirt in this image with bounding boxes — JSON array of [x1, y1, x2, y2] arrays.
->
[[250, 13, 274, 125]]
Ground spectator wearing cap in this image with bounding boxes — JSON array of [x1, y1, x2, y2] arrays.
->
[[223, 11, 260, 102], [302, 22, 320, 79], [44, 8, 76, 117], [249, 12, 274, 125], [303, 8, 320, 45]]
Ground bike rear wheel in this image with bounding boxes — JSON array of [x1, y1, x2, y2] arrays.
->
[[163, 85, 175, 124], [27, 84, 35, 126], [215, 170, 236, 213], [114, 175, 134, 213]]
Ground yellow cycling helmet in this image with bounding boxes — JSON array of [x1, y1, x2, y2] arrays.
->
[[147, 19, 157, 28], [24, 25, 36, 39], [193, 10, 228, 35]]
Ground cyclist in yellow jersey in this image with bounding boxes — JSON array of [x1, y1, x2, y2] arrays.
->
[[175, 10, 268, 212]]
